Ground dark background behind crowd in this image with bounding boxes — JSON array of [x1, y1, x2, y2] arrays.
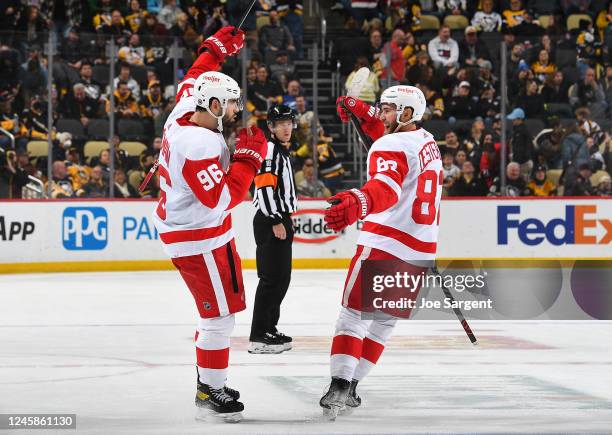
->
[[0, 0, 611, 200]]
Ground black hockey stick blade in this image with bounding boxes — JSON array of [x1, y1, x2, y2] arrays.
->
[[431, 266, 478, 345]]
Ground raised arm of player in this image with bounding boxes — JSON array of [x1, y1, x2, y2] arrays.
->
[[176, 26, 245, 102], [335, 96, 384, 142], [324, 140, 409, 232], [181, 126, 267, 212]]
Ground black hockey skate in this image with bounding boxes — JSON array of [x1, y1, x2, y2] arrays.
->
[[342, 379, 361, 414], [319, 377, 351, 420], [248, 332, 286, 354], [271, 330, 293, 351], [196, 377, 240, 402], [195, 382, 244, 423]]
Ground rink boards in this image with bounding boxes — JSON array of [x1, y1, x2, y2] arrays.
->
[[0, 197, 610, 273], [0, 198, 610, 320]]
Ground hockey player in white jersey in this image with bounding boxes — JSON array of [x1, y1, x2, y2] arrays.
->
[[320, 86, 443, 417], [150, 26, 268, 422]]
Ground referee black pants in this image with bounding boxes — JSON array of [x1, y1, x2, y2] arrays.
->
[[250, 210, 293, 341]]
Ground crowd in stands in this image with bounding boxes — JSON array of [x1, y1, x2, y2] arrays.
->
[[0, 0, 320, 199], [332, 0, 611, 196], [1, 0, 611, 200]]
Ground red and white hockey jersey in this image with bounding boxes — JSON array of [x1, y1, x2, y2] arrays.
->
[[151, 53, 242, 258], [359, 128, 443, 262]]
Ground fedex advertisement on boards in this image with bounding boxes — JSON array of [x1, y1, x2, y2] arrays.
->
[[498, 203, 611, 247]]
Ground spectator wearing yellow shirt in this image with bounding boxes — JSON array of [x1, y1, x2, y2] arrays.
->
[[531, 50, 557, 83], [106, 81, 139, 120], [595, 3, 612, 40], [65, 147, 92, 192], [527, 165, 557, 196], [140, 80, 167, 136], [125, 0, 148, 33], [502, 0, 526, 28], [20, 96, 56, 142], [92, 0, 114, 30], [388, 0, 422, 33], [401, 33, 426, 67]]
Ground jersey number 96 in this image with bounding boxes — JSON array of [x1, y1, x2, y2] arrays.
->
[[197, 163, 224, 191]]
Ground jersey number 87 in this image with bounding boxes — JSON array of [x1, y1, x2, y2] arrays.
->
[[412, 170, 443, 225]]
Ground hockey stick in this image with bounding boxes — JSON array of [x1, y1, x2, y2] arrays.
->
[[340, 104, 478, 345], [233, 0, 257, 34], [431, 266, 478, 345], [344, 67, 373, 149], [140, 3, 256, 193]]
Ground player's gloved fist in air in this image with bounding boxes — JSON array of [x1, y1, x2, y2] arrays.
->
[[200, 26, 245, 59], [336, 96, 385, 141], [234, 125, 267, 171], [336, 96, 377, 123], [324, 188, 371, 232]]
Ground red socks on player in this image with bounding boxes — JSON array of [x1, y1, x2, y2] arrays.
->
[[330, 307, 397, 382], [195, 314, 235, 388]]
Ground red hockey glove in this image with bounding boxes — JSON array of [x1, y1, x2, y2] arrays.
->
[[233, 125, 267, 172], [336, 96, 385, 141], [324, 188, 371, 232], [336, 97, 351, 123], [336, 96, 377, 123], [199, 26, 245, 59]]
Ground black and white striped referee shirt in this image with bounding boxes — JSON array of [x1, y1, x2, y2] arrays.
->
[[253, 139, 297, 222]]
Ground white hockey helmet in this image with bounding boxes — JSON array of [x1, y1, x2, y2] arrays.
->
[[193, 71, 242, 131], [379, 85, 426, 126]]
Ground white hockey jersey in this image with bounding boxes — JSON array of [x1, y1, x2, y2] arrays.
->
[[358, 128, 443, 262], [151, 77, 234, 258]]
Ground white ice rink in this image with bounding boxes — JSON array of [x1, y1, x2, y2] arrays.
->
[[1, 270, 611, 434]]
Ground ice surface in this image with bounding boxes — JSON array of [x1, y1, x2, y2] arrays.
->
[[1, 270, 611, 434]]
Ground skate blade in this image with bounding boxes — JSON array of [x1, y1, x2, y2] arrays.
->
[[338, 405, 355, 416], [322, 404, 343, 421], [195, 407, 243, 423], [247, 343, 285, 354]]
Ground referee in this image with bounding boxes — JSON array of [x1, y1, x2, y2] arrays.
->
[[249, 105, 298, 354]]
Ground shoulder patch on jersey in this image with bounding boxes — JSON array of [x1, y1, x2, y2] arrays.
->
[[176, 111, 198, 127]]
